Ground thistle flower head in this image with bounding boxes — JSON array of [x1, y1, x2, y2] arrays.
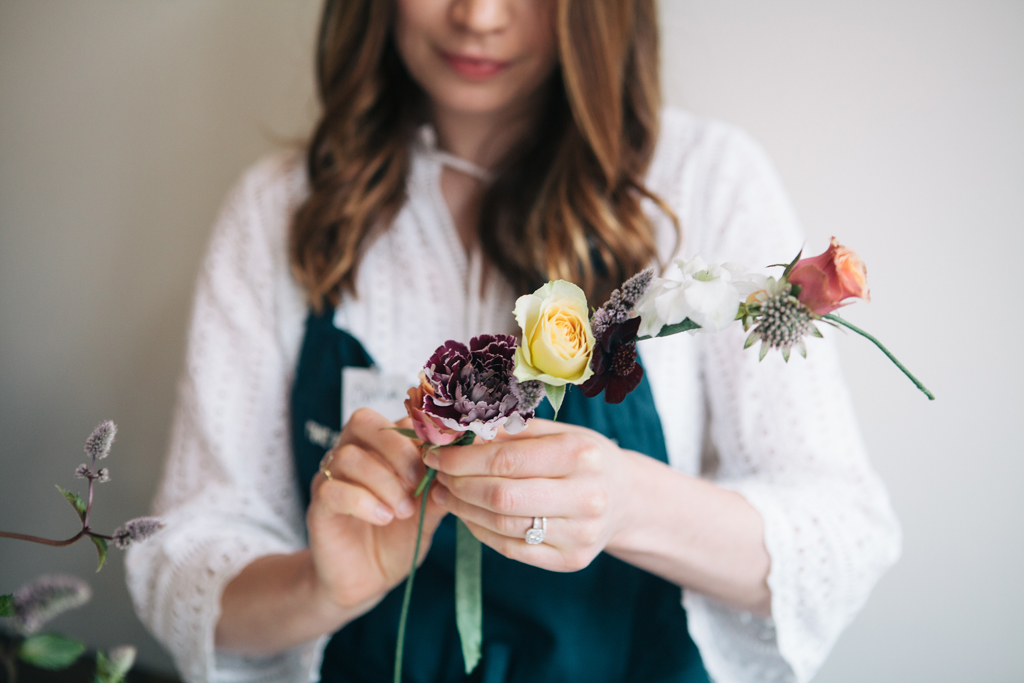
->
[[74, 464, 91, 479], [11, 574, 92, 635], [85, 420, 117, 461], [96, 468, 110, 483], [746, 284, 816, 362], [113, 517, 165, 549]]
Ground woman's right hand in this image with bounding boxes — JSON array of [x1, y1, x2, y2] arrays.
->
[[306, 407, 447, 617]]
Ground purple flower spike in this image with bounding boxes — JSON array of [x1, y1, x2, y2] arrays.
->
[[112, 517, 165, 549], [85, 420, 117, 461], [11, 574, 92, 635], [591, 269, 653, 342]]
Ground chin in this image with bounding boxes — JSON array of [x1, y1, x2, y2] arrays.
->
[[428, 83, 523, 118]]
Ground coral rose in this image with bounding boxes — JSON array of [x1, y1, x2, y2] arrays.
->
[[788, 237, 870, 315]]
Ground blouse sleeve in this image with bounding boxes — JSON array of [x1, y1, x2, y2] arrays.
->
[[679, 124, 902, 682], [125, 155, 322, 683]]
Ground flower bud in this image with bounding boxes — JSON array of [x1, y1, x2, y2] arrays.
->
[[788, 237, 870, 315]]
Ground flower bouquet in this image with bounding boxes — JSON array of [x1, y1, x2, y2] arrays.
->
[[391, 238, 930, 682]]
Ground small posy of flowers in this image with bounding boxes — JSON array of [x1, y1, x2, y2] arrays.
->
[[390, 236, 931, 683]]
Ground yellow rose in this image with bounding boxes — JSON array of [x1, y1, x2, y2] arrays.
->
[[513, 280, 595, 387]]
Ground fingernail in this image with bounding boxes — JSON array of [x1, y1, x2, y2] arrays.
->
[[432, 485, 447, 504], [375, 505, 394, 522], [397, 498, 414, 517], [423, 450, 439, 468]]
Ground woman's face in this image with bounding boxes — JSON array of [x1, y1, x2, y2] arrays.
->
[[394, 0, 559, 120]]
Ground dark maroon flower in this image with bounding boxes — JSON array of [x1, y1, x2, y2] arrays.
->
[[580, 317, 644, 404], [421, 334, 534, 439]]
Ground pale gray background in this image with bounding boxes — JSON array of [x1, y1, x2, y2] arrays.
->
[[0, 1, 1021, 681]]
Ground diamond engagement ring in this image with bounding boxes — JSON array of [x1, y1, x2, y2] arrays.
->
[[319, 450, 335, 481], [525, 516, 547, 545]]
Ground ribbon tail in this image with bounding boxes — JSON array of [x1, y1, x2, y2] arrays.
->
[[455, 518, 483, 674]]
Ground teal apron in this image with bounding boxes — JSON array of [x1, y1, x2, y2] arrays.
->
[[292, 307, 710, 683]]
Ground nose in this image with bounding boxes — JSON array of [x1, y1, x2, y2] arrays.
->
[[449, 0, 512, 35]]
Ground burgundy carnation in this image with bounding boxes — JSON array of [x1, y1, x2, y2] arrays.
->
[[580, 317, 644, 404], [422, 334, 533, 440]]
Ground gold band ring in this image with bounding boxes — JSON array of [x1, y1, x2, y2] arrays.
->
[[319, 450, 336, 481]]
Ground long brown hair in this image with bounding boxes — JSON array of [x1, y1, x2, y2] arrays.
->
[[291, 0, 677, 309]]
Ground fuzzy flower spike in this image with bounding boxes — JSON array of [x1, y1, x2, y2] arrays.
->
[[9, 574, 92, 635]]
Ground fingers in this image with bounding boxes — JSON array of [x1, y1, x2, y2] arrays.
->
[[313, 479, 399, 526], [493, 417, 588, 441], [423, 432, 602, 479], [431, 483, 604, 550], [343, 408, 425, 488], [458, 518, 596, 573], [327, 444, 416, 519], [434, 471, 607, 520], [431, 483, 535, 539]]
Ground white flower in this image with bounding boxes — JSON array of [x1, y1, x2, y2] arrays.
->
[[636, 256, 764, 337]]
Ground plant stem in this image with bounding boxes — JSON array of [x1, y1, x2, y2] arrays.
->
[[822, 314, 935, 400], [3, 655, 16, 683], [0, 638, 18, 683], [84, 477, 95, 528], [394, 467, 436, 683], [0, 529, 85, 547]]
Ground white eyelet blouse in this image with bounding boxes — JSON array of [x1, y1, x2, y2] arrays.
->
[[125, 108, 901, 683]]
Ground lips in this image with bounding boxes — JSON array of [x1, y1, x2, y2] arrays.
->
[[440, 51, 511, 80]]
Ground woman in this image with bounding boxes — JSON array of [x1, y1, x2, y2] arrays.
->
[[126, 1, 900, 681]]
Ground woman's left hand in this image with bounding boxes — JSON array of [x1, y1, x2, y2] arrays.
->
[[423, 419, 639, 572]]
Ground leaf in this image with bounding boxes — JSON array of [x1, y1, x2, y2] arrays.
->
[[56, 485, 87, 523], [809, 324, 824, 338], [781, 247, 804, 278], [656, 318, 702, 337], [94, 646, 136, 683], [0, 593, 13, 617], [95, 651, 114, 683], [758, 342, 770, 362], [18, 634, 86, 670], [743, 330, 761, 349], [384, 427, 421, 440], [90, 536, 108, 573], [782, 345, 791, 363], [544, 384, 566, 420], [455, 519, 483, 674], [452, 432, 476, 447], [412, 468, 436, 498]]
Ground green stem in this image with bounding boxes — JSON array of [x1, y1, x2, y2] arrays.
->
[[394, 467, 436, 683], [2, 646, 17, 683], [822, 313, 935, 400]]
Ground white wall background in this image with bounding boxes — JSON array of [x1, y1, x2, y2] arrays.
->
[[0, 2, 1020, 681]]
